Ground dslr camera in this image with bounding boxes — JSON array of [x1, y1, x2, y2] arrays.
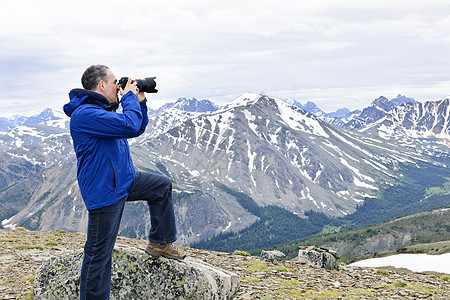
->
[[118, 77, 158, 93]]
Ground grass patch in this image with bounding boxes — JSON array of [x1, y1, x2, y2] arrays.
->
[[241, 277, 263, 285], [14, 244, 43, 250], [0, 237, 23, 242], [425, 177, 450, 196], [302, 288, 375, 299], [240, 260, 289, 273], [276, 280, 375, 299], [381, 281, 442, 296], [44, 241, 59, 247]]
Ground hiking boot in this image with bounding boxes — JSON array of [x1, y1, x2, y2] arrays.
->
[[145, 242, 186, 260]]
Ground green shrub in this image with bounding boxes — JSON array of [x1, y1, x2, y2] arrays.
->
[[44, 241, 59, 247], [376, 269, 390, 276], [234, 250, 251, 256]]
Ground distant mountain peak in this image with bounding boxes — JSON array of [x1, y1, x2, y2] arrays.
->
[[390, 94, 417, 106], [228, 92, 264, 108], [173, 97, 219, 112], [371, 96, 395, 113], [302, 101, 319, 110], [0, 108, 64, 131], [157, 97, 218, 114], [326, 108, 351, 118]]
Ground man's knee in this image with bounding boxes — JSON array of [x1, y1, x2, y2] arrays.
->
[[159, 175, 172, 193]]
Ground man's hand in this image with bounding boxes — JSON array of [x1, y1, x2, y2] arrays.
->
[[136, 91, 146, 103], [120, 78, 146, 103], [119, 78, 138, 96]]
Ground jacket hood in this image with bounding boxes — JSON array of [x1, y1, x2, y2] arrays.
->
[[64, 89, 113, 117]]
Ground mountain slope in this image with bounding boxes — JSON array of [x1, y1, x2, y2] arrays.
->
[[1, 93, 449, 249], [138, 93, 384, 216], [274, 208, 450, 262]]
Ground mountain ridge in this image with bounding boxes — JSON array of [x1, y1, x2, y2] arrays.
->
[[1, 92, 449, 251], [274, 208, 450, 262]]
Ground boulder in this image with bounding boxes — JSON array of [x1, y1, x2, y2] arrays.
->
[[298, 246, 340, 270], [34, 244, 240, 299], [260, 250, 286, 262]]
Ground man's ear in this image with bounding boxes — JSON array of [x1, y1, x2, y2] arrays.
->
[[97, 79, 105, 92]]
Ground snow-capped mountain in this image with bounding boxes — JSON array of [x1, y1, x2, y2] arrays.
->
[[136, 93, 448, 215], [0, 108, 69, 153], [0, 108, 65, 132], [300, 101, 328, 118], [283, 99, 328, 118], [156, 97, 218, 114], [326, 108, 351, 118], [1, 92, 449, 247], [319, 94, 450, 146], [343, 96, 396, 130], [0, 123, 68, 153], [322, 94, 418, 131], [362, 97, 450, 145], [390, 94, 417, 106], [285, 99, 356, 123], [0, 98, 219, 152]]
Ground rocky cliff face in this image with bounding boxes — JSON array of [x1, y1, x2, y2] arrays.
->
[[342, 96, 396, 130], [366, 98, 450, 145]]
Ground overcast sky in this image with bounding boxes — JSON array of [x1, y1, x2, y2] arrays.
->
[[1, 0, 449, 116]]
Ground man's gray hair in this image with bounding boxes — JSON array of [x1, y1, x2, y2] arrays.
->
[[81, 65, 110, 90]]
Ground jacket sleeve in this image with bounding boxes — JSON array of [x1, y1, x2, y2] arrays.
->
[[136, 100, 149, 136], [71, 91, 145, 139]]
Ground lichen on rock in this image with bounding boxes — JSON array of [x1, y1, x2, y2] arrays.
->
[[33, 244, 240, 299]]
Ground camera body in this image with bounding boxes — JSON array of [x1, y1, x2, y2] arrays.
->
[[118, 77, 158, 93]]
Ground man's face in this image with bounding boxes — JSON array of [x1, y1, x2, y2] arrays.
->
[[103, 69, 119, 104]]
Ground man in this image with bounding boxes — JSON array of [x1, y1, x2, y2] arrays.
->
[[63, 65, 185, 300]]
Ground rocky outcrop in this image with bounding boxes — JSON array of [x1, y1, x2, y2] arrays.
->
[[2, 229, 450, 300], [298, 246, 340, 270], [33, 244, 240, 299], [260, 250, 286, 262]]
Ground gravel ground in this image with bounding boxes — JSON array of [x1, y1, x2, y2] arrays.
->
[[1, 228, 449, 299]]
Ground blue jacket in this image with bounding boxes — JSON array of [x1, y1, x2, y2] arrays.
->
[[63, 89, 148, 210]]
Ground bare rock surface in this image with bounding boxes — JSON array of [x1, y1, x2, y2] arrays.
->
[[260, 250, 286, 262], [1, 228, 449, 299], [298, 246, 340, 270], [34, 245, 239, 299]]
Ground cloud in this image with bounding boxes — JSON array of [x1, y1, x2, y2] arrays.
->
[[0, 0, 449, 115]]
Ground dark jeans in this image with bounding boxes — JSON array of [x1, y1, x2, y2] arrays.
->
[[79, 172, 177, 300]]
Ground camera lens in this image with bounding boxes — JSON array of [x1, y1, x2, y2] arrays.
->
[[118, 76, 158, 93], [137, 77, 158, 93]]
